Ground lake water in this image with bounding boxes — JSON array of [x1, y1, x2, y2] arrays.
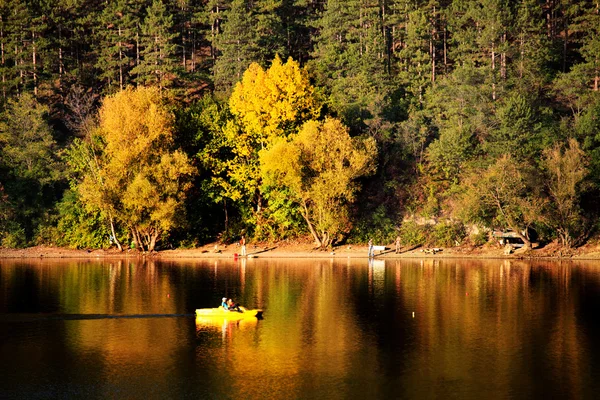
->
[[1, 257, 600, 399]]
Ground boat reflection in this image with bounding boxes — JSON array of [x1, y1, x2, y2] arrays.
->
[[195, 315, 260, 332]]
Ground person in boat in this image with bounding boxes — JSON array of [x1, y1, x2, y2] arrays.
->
[[221, 297, 228, 310], [227, 298, 243, 312]]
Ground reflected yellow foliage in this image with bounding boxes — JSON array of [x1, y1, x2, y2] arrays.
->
[[1, 258, 598, 398]]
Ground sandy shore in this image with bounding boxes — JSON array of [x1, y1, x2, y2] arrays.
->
[[2, 240, 600, 260]]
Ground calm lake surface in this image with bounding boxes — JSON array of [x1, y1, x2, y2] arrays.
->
[[2, 257, 600, 399]]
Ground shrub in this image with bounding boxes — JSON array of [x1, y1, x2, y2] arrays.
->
[[1, 226, 26, 248], [399, 221, 428, 247], [349, 205, 397, 244], [430, 222, 466, 247], [470, 231, 489, 246], [55, 190, 111, 249]]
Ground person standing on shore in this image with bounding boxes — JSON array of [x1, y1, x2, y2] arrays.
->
[[240, 235, 247, 257], [368, 239, 374, 258], [395, 236, 401, 254]]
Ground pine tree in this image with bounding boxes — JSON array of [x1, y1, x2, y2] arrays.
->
[[254, 0, 286, 62], [511, 0, 551, 93], [131, 0, 179, 89], [0, 0, 31, 97], [390, 0, 435, 107], [212, 0, 260, 95], [44, 0, 89, 91], [279, 0, 323, 64], [570, 0, 600, 92], [447, 0, 511, 101], [95, 0, 138, 93], [311, 0, 392, 126]]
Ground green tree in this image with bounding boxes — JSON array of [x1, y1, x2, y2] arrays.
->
[[131, 0, 179, 89], [55, 189, 111, 249], [447, 0, 510, 101], [542, 139, 589, 248], [310, 0, 393, 127], [483, 93, 545, 161], [95, 0, 137, 92], [260, 118, 377, 248], [0, 0, 31, 97], [0, 93, 62, 243], [0, 93, 59, 183], [212, 0, 260, 95], [511, 0, 551, 93], [454, 154, 545, 248]]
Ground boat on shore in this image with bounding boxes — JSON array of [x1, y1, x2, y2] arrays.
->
[[195, 306, 263, 320]]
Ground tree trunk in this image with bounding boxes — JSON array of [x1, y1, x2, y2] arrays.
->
[[224, 199, 229, 235], [132, 228, 145, 252], [32, 31, 37, 96], [320, 231, 330, 248], [563, 13, 568, 73], [118, 26, 123, 90], [149, 231, 158, 252], [491, 41, 496, 101], [1, 19, 5, 100], [109, 213, 123, 251], [443, 25, 447, 73], [300, 199, 321, 247], [501, 32, 506, 80], [58, 26, 63, 84], [431, 5, 436, 83], [515, 230, 532, 249]]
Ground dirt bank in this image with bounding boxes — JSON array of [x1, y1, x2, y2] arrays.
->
[[2, 239, 600, 260]]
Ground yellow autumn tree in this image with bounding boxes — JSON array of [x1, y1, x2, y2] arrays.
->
[[229, 55, 321, 145], [205, 56, 321, 223], [77, 87, 195, 251], [260, 118, 377, 248]]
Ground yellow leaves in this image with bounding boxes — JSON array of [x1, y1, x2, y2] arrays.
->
[[75, 86, 195, 246], [259, 117, 377, 241], [260, 137, 302, 191], [99, 86, 173, 172], [295, 118, 377, 189], [229, 55, 321, 144]]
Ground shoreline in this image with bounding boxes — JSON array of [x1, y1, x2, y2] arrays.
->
[[2, 241, 600, 260]]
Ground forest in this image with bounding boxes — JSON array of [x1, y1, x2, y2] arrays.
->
[[0, 0, 599, 251]]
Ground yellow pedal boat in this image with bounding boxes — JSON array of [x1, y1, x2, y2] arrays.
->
[[195, 306, 263, 320]]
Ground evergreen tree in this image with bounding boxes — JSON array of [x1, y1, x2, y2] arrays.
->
[[212, 0, 286, 96], [280, 0, 323, 64], [511, 0, 551, 93], [95, 0, 138, 93], [131, 0, 179, 89], [311, 0, 392, 128], [390, 0, 435, 107], [0, 0, 31, 97], [570, 0, 600, 92], [212, 0, 259, 95], [254, 0, 287, 62], [447, 0, 511, 101]]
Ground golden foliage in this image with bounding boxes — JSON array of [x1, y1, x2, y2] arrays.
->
[[229, 55, 321, 143], [208, 56, 321, 210], [77, 87, 195, 251], [260, 118, 377, 247]]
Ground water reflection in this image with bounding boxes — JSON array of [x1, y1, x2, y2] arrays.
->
[[1, 258, 600, 398]]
